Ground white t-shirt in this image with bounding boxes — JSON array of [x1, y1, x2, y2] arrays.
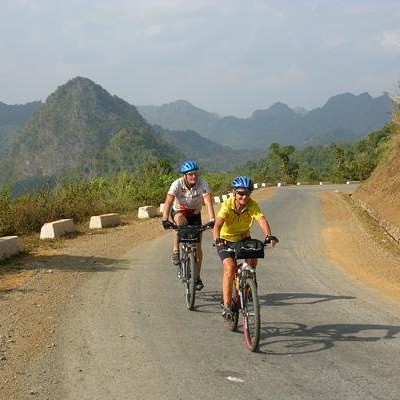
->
[[167, 177, 211, 216]]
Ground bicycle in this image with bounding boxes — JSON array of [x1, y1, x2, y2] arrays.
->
[[169, 222, 213, 310], [221, 236, 278, 352]]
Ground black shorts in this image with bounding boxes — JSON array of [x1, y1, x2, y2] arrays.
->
[[217, 237, 251, 260], [171, 209, 202, 226]]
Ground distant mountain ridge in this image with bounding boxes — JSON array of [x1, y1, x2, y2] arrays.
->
[[155, 126, 262, 172], [138, 92, 392, 149], [0, 77, 182, 186], [0, 77, 392, 189], [0, 77, 257, 189], [0, 101, 42, 153], [139, 99, 221, 133]]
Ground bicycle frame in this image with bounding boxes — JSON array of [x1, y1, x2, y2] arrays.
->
[[236, 263, 256, 307], [179, 241, 197, 281], [222, 239, 268, 352], [170, 223, 212, 310]]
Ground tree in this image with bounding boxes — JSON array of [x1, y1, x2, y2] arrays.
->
[[265, 142, 299, 184], [331, 144, 348, 183]]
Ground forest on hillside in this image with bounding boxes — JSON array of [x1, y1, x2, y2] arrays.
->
[[0, 118, 396, 238], [238, 123, 392, 185]]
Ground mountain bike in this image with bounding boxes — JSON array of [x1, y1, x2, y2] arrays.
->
[[169, 223, 213, 310], [222, 236, 278, 352]]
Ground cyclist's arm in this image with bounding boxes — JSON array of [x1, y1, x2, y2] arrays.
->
[[203, 193, 216, 222], [257, 216, 277, 247], [257, 216, 271, 237], [212, 216, 225, 241], [162, 194, 175, 221]]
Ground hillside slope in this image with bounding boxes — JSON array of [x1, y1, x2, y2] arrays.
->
[[0, 77, 180, 186], [155, 126, 263, 171], [352, 109, 400, 241], [0, 101, 42, 153]]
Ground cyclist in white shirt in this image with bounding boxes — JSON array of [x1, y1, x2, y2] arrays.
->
[[162, 160, 215, 290]]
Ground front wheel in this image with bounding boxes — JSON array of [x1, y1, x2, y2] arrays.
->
[[184, 251, 196, 310], [242, 278, 260, 352]]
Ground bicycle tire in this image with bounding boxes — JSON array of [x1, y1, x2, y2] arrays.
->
[[184, 251, 196, 310], [243, 278, 260, 352]]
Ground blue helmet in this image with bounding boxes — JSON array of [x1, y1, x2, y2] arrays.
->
[[231, 176, 254, 191], [179, 160, 199, 174]]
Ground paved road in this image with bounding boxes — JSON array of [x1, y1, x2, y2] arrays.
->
[[35, 185, 400, 399]]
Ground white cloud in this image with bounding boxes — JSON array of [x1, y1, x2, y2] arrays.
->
[[0, 0, 398, 115]]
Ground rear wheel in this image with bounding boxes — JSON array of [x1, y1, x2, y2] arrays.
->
[[243, 278, 260, 352], [184, 251, 196, 310]]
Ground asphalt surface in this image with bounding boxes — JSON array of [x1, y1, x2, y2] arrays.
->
[[25, 185, 400, 399]]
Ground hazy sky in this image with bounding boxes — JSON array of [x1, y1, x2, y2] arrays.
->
[[1, 0, 399, 117]]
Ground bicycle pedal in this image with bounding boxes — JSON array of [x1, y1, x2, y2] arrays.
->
[[222, 307, 233, 320]]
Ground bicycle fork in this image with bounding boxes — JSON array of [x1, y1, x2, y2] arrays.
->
[[238, 271, 256, 311], [180, 246, 197, 282]]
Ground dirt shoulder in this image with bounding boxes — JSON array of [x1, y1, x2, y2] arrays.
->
[[0, 187, 399, 398], [321, 191, 400, 302], [0, 217, 166, 399]]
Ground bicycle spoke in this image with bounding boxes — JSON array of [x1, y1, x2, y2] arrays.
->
[[243, 278, 260, 352]]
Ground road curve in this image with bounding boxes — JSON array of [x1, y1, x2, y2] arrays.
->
[[29, 185, 400, 400]]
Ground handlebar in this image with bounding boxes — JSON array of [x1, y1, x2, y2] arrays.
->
[[166, 222, 213, 244], [168, 221, 214, 232], [213, 235, 279, 247]]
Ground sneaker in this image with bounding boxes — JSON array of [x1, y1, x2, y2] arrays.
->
[[195, 278, 204, 291], [171, 252, 180, 266]]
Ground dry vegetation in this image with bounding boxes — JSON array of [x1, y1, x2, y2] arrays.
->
[[352, 97, 400, 239]]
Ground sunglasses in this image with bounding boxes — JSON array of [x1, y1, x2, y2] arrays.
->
[[185, 171, 198, 176], [236, 190, 251, 197]]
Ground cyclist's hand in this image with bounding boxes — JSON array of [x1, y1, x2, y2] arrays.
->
[[205, 219, 215, 229], [214, 237, 226, 248], [162, 219, 174, 230], [265, 235, 279, 247]]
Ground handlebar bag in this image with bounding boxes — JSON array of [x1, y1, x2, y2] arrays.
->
[[234, 238, 264, 259], [178, 226, 201, 243]]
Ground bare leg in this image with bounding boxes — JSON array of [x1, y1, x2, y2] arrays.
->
[[172, 213, 188, 252], [222, 258, 237, 306]]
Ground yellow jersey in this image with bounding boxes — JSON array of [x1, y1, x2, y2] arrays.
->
[[218, 197, 265, 242]]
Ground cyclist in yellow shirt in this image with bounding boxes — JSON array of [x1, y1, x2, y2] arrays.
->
[[213, 176, 278, 318]]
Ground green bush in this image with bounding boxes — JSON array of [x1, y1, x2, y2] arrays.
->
[[0, 188, 13, 236], [0, 166, 234, 236]]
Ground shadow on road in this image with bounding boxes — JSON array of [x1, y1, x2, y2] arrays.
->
[[195, 291, 356, 313], [259, 321, 400, 355], [260, 292, 356, 306], [193, 290, 222, 313]]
